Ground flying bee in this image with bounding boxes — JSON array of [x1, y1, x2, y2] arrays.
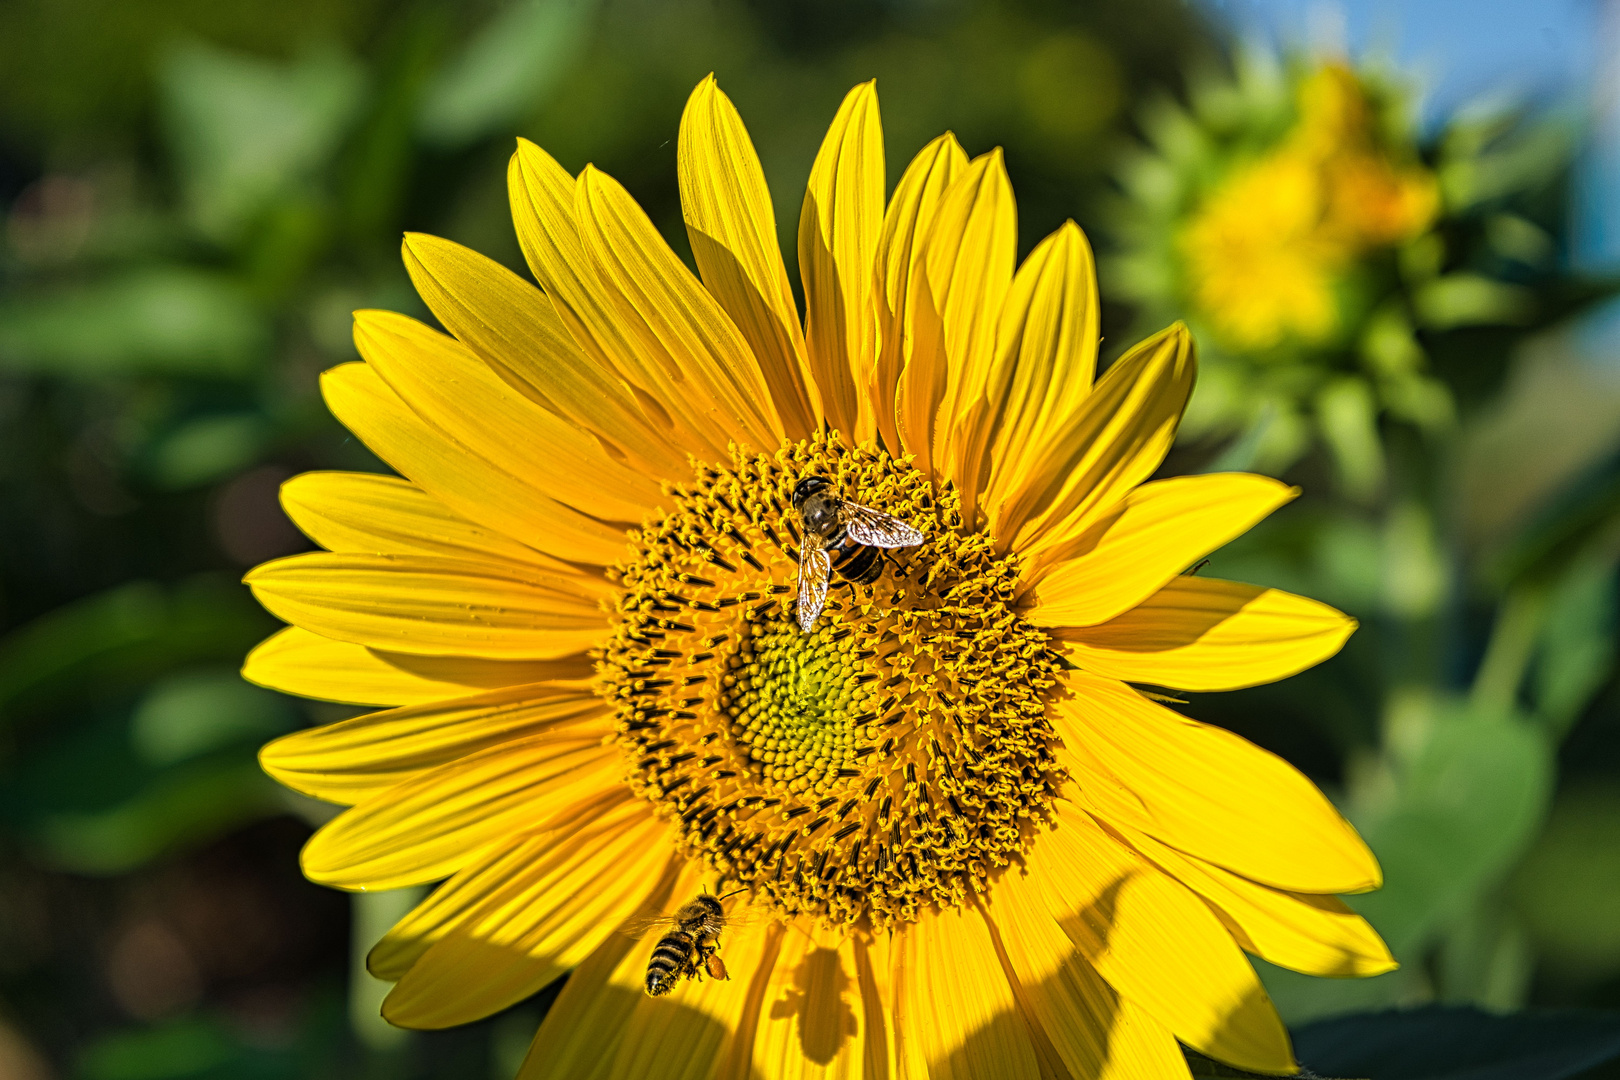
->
[[638, 888, 747, 997], [790, 475, 925, 632]]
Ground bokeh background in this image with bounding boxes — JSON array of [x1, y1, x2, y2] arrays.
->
[[3, 0, 1620, 1077]]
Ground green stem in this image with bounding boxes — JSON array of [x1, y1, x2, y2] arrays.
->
[[1469, 585, 1549, 716]]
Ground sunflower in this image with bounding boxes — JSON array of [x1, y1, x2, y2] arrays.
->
[[1178, 64, 1438, 353], [1109, 52, 1452, 496], [244, 75, 1392, 1080]]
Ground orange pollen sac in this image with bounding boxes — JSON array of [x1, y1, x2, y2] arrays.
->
[[596, 437, 1065, 928]]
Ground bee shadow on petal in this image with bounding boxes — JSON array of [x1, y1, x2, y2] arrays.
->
[[767, 944, 856, 1066]]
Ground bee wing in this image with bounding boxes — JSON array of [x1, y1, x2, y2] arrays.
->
[[839, 501, 924, 548], [719, 905, 765, 932], [797, 541, 831, 632], [617, 912, 676, 938]]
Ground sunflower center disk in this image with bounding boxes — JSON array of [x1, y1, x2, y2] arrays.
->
[[599, 438, 1064, 927]]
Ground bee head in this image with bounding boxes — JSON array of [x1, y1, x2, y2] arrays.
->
[[791, 475, 830, 510]]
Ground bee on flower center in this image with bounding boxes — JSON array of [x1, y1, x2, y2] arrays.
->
[[790, 475, 924, 632]]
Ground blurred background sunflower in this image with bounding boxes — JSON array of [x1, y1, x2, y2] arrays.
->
[[5, 0, 1620, 1078]]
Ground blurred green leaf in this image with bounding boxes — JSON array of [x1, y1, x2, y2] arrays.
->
[[1293, 1004, 1620, 1080], [1511, 785, 1620, 982], [1351, 708, 1553, 957], [1413, 274, 1536, 330], [1381, 501, 1447, 619], [1316, 377, 1386, 502], [0, 267, 267, 379], [417, 0, 596, 148], [349, 888, 424, 1050], [1360, 305, 1426, 378], [1440, 107, 1577, 211], [160, 41, 365, 242], [0, 577, 273, 723], [1531, 555, 1619, 733], [130, 669, 294, 766], [1485, 212, 1556, 268], [80, 1018, 235, 1080], [1435, 902, 1534, 1009], [35, 759, 280, 875], [145, 414, 272, 490]]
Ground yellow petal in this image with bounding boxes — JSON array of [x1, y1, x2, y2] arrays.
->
[[321, 361, 630, 566], [575, 164, 784, 453], [242, 626, 588, 707], [981, 868, 1189, 1080], [857, 933, 900, 1080], [1023, 474, 1297, 627], [679, 75, 820, 440], [1050, 577, 1357, 692], [1123, 827, 1396, 979], [381, 805, 673, 1027], [506, 143, 646, 378], [874, 133, 967, 458], [400, 232, 686, 478], [508, 141, 719, 462], [989, 323, 1195, 569], [749, 925, 882, 1080], [244, 552, 607, 660], [354, 309, 659, 524], [1055, 673, 1382, 894], [892, 903, 1042, 1080], [280, 471, 570, 569], [799, 81, 884, 438], [259, 681, 605, 804], [925, 151, 1018, 519], [982, 222, 1100, 516], [1030, 807, 1296, 1074], [370, 806, 651, 980], [300, 734, 624, 890], [895, 151, 1015, 486], [514, 855, 688, 1080]]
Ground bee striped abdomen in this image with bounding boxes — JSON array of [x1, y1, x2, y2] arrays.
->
[[645, 930, 697, 996], [831, 537, 883, 584]]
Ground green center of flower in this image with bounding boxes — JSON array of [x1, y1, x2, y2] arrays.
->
[[598, 436, 1064, 927], [726, 621, 872, 794]]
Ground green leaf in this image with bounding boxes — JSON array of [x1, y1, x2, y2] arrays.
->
[[160, 41, 365, 241], [1413, 274, 1535, 329], [80, 1018, 235, 1080], [1316, 377, 1386, 502], [0, 267, 267, 379], [1531, 554, 1618, 733], [1350, 708, 1553, 958], [416, 0, 597, 148], [145, 414, 271, 490], [0, 576, 272, 724], [33, 759, 282, 875], [130, 669, 294, 766], [1292, 1005, 1620, 1080]]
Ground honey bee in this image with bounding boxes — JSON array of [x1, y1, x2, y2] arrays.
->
[[639, 889, 746, 997], [790, 475, 924, 632]]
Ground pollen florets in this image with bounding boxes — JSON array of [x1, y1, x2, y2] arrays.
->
[[598, 437, 1064, 927]]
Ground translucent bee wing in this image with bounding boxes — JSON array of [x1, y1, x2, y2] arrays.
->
[[797, 542, 831, 631], [839, 501, 925, 548], [618, 912, 677, 937]]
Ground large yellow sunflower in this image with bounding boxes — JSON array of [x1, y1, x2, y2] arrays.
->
[[244, 76, 1393, 1080]]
